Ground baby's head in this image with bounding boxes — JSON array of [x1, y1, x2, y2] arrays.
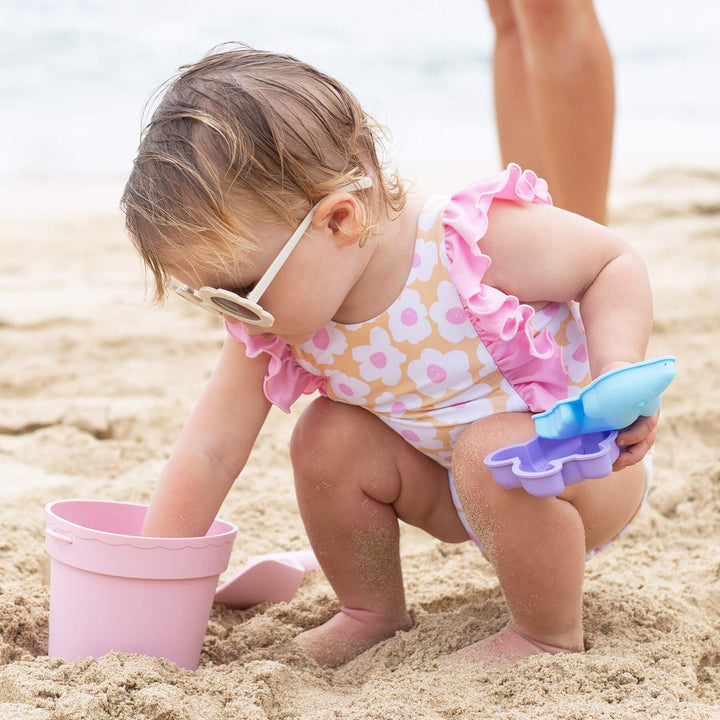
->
[[121, 44, 406, 300]]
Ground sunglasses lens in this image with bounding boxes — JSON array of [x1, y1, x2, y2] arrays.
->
[[209, 295, 263, 322]]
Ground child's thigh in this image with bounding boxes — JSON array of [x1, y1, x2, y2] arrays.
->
[[291, 398, 467, 543]]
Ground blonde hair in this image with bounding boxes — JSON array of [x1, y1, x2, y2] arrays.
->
[[121, 44, 407, 301]]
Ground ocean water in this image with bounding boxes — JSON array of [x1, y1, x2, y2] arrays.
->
[[2, 0, 719, 181]]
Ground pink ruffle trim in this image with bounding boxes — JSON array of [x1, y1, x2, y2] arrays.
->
[[443, 163, 568, 411], [224, 324, 326, 413]]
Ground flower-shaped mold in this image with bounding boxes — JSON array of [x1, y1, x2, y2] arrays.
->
[[484, 430, 619, 498], [533, 356, 676, 439]]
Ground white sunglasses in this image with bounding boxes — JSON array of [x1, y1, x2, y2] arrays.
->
[[168, 176, 373, 327]]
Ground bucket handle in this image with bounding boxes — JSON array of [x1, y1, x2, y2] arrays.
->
[[45, 528, 73, 544]]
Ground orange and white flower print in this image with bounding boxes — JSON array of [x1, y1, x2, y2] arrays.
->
[[387, 288, 433, 344], [352, 327, 408, 385], [430, 280, 477, 344]]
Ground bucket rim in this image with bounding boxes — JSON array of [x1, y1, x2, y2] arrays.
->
[[45, 498, 238, 543]]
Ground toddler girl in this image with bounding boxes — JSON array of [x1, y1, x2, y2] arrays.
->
[[121, 45, 656, 667]]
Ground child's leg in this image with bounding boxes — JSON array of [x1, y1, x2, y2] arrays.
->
[[450, 412, 647, 664], [290, 397, 466, 667]]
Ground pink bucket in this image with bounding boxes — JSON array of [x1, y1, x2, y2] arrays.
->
[[45, 499, 237, 670]]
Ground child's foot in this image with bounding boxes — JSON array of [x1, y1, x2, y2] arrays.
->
[[442, 623, 582, 667], [294, 607, 412, 667]]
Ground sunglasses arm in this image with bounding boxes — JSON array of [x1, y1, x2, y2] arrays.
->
[[245, 177, 372, 305], [245, 210, 315, 305]]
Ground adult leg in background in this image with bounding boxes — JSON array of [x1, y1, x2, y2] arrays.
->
[[486, 0, 615, 224]]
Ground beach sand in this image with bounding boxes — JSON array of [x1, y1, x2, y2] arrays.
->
[[1, 165, 719, 719]]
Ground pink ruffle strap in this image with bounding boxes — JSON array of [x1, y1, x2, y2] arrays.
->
[[225, 322, 326, 413], [443, 164, 568, 412]]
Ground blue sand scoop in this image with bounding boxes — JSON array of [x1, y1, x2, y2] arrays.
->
[[532, 356, 676, 440]]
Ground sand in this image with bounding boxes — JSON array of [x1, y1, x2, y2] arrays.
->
[[1, 165, 719, 719]]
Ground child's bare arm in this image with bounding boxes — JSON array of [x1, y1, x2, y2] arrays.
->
[[142, 336, 272, 537], [481, 200, 655, 467], [481, 201, 653, 375]]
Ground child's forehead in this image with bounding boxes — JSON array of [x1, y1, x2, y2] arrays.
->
[[166, 264, 211, 288], [165, 249, 261, 290]]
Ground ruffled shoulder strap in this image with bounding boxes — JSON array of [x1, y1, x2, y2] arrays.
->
[[442, 164, 569, 411], [225, 322, 326, 413], [443, 163, 551, 251]]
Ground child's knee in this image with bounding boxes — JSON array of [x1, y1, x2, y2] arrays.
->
[[290, 397, 355, 474], [451, 413, 535, 499], [453, 414, 534, 468]]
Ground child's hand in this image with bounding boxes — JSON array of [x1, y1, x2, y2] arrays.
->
[[613, 411, 659, 470]]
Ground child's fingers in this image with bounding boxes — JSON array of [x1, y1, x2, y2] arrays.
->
[[613, 413, 658, 470], [613, 437, 653, 470], [615, 412, 659, 448]]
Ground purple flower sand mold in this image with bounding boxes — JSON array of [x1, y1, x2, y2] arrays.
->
[[485, 430, 619, 498]]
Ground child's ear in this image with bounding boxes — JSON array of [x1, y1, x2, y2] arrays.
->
[[311, 193, 363, 247]]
